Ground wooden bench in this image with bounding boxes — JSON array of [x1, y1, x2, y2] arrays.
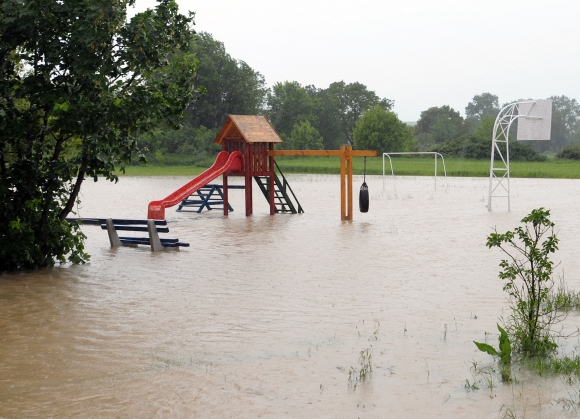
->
[[66, 218, 189, 251]]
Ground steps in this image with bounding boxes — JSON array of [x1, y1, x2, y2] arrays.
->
[[254, 162, 304, 214]]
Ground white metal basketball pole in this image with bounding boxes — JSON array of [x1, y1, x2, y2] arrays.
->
[[487, 100, 551, 212]]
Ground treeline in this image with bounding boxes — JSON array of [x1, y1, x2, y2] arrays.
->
[[139, 32, 580, 165], [421, 94, 580, 161]]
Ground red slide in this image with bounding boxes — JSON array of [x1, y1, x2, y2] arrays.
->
[[147, 151, 243, 219]]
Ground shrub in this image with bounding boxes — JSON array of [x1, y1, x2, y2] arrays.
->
[[556, 145, 580, 160], [431, 135, 547, 161]]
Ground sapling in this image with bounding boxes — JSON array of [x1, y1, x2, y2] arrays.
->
[[486, 208, 560, 356]]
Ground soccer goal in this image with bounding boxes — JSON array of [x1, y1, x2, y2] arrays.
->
[[382, 152, 448, 190]]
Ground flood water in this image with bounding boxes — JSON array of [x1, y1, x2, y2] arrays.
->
[[2, 174, 580, 418]]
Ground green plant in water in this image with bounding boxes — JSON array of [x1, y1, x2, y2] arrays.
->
[[474, 324, 512, 381], [348, 347, 373, 389], [474, 324, 512, 363], [486, 208, 559, 357], [550, 273, 580, 311]]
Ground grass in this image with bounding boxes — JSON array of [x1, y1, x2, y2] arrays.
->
[[528, 355, 580, 376], [116, 156, 580, 178], [551, 275, 580, 311], [348, 347, 373, 389]]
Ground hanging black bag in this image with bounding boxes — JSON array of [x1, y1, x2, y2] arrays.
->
[[359, 157, 369, 213]]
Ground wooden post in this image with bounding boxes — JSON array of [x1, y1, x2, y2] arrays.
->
[[269, 144, 275, 215], [347, 146, 354, 220], [245, 145, 253, 216], [223, 174, 229, 216], [340, 146, 346, 220]]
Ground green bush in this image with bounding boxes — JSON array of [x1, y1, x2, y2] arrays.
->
[[134, 125, 220, 166], [556, 145, 580, 160], [431, 135, 547, 161], [137, 125, 219, 155]]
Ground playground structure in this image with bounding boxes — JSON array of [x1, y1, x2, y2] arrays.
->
[[147, 115, 304, 220], [147, 115, 379, 221]]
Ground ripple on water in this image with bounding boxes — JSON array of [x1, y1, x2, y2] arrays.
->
[[2, 175, 580, 418]]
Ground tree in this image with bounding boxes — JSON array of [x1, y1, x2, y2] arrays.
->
[[325, 81, 393, 146], [353, 106, 415, 153], [281, 120, 324, 150], [186, 32, 267, 130], [486, 208, 560, 356], [266, 80, 393, 149], [473, 115, 496, 141], [305, 85, 344, 149], [415, 105, 466, 148], [0, 0, 199, 271], [266, 81, 320, 138], [466, 92, 500, 121], [465, 93, 500, 133]]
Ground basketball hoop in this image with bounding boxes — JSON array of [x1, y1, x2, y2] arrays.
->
[[487, 99, 552, 212]]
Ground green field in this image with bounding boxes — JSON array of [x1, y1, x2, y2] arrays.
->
[[119, 156, 580, 179]]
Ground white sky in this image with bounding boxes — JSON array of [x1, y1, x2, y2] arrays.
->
[[131, 0, 580, 122]]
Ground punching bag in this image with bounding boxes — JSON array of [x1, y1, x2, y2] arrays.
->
[[359, 157, 369, 213], [359, 182, 369, 213]]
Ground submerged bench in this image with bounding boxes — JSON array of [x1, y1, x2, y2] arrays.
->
[[66, 218, 189, 251]]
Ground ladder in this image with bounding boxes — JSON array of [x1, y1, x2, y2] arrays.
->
[[254, 161, 304, 214]]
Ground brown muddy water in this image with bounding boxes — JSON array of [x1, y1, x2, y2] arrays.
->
[[2, 175, 580, 418]]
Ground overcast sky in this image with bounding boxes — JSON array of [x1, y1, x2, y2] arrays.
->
[[131, 0, 579, 122]]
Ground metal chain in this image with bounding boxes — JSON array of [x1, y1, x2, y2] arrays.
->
[[363, 157, 367, 183]]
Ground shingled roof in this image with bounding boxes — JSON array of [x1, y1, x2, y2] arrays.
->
[[214, 115, 283, 145]]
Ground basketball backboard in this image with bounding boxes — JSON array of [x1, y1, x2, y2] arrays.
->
[[516, 99, 552, 141]]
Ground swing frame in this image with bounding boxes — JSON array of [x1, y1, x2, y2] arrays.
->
[[269, 146, 379, 220]]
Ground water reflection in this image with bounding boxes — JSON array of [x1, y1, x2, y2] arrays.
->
[[2, 175, 580, 418]]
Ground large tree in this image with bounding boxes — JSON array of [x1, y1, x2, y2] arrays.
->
[[305, 85, 343, 149], [465, 92, 500, 121], [415, 105, 466, 148], [353, 106, 415, 153], [0, 0, 199, 271], [325, 81, 393, 146], [266, 81, 321, 138], [465, 92, 500, 133], [267, 81, 393, 149], [186, 32, 267, 130]]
